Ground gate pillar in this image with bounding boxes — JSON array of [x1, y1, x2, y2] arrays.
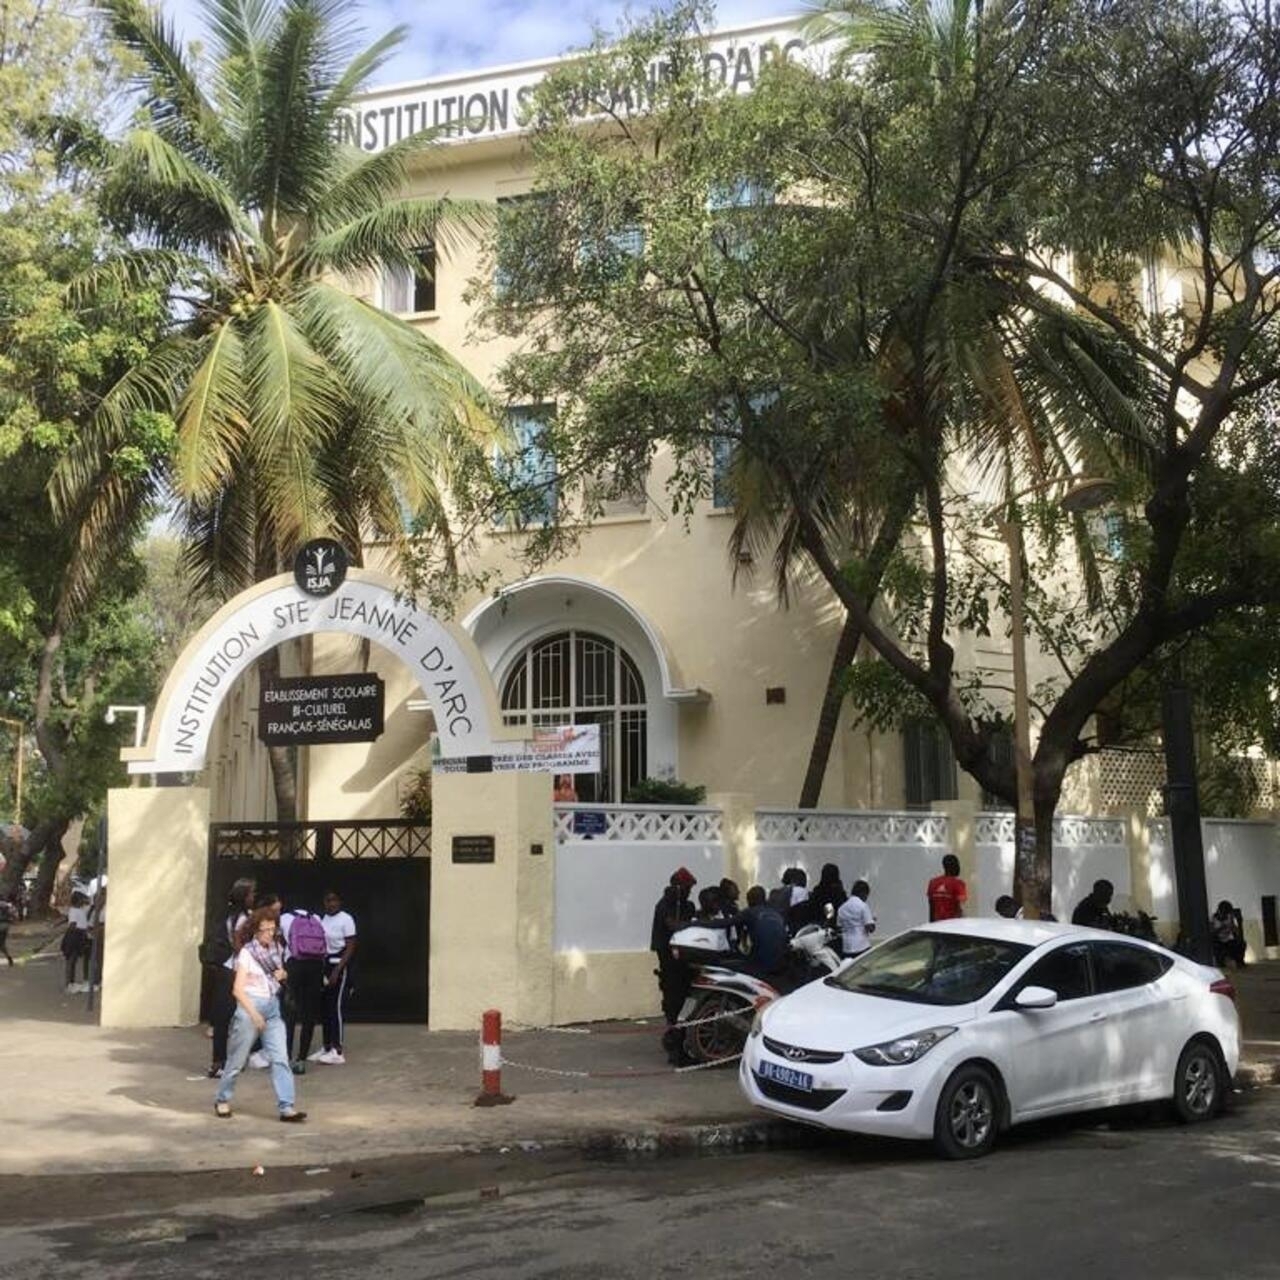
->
[[101, 786, 210, 1028], [428, 771, 555, 1030]]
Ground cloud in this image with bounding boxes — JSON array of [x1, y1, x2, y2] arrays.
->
[[158, 0, 801, 86]]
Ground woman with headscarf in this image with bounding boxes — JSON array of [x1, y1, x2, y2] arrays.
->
[[808, 863, 848, 923]]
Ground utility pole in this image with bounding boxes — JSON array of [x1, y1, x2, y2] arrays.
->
[[1162, 683, 1212, 964]]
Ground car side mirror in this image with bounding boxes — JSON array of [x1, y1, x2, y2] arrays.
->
[[1014, 985, 1058, 1011]]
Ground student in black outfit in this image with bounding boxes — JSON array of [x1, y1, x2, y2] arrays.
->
[[807, 863, 847, 924], [203, 878, 256, 1078], [281, 904, 329, 1073], [651, 867, 697, 1062]]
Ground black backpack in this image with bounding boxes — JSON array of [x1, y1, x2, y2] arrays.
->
[[198, 914, 236, 967]]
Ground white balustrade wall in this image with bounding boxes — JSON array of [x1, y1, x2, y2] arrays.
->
[[553, 804, 725, 953], [974, 813, 1130, 920], [754, 809, 951, 940]]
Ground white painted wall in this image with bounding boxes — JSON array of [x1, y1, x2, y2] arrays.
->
[[554, 840, 724, 953]]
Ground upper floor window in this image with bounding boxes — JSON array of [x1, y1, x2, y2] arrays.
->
[[903, 717, 958, 809], [710, 390, 778, 510], [497, 405, 557, 527], [381, 242, 436, 315]]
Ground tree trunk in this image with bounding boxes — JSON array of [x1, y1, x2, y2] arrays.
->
[[30, 819, 71, 916], [1013, 795, 1056, 920], [256, 646, 298, 824], [798, 613, 863, 808], [797, 480, 919, 809], [0, 819, 56, 897]]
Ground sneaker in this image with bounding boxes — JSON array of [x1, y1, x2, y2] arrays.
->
[[206, 1065, 224, 1079], [325, 1051, 345, 1065], [248, 1050, 270, 1070], [291, 1060, 306, 1076], [307, 1047, 328, 1062]]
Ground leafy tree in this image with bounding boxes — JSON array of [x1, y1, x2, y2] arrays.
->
[[478, 5, 1138, 834], [486, 0, 1280, 915], [0, 1, 173, 909], [59, 0, 499, 819]]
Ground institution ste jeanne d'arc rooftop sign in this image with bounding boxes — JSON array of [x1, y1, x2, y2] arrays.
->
[[122, 548, 514, 776], [341, 17, 814, 154]]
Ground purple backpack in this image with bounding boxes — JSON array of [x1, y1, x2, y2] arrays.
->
[[289, 912, 328, 959]]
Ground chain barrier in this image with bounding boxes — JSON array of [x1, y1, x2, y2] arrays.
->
[[505, 999, 763, 1038], [498, 1051, 743, 1080]]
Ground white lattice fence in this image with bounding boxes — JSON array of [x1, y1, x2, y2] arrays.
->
[[1097, 749, 1166, 816], [553, 804, 722, 843], [756, 809, 949, 846]]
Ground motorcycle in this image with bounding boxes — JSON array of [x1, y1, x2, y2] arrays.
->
[[668, 920, 844, 1065]]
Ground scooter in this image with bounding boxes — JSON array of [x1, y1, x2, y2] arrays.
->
[[669, 920, 844, 1065]]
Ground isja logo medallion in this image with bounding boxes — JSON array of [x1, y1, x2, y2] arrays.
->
[[293, 538, 349, 598]]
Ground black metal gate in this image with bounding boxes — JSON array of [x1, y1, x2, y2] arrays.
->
[[205, 820, 430, 1023]]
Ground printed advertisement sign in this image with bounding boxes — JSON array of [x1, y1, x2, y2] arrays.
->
[[433, 723, 601, 775]]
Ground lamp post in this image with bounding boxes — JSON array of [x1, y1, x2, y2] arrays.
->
[[105, 705, 147, 788], [0, 717, 24, 826], [997, 477, 1114, 917]]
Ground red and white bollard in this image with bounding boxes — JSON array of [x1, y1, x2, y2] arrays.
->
[[474, 1008, 515, 1107]]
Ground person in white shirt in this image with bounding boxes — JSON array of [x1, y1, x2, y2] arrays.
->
[[61, 893, 93, 992], [315, 890, 357, 1065], [837, 880, 876, 959]]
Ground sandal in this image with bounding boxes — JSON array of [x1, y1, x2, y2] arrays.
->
[[279, 1109, 307, 1124], [214, 1102, 232, 1118]]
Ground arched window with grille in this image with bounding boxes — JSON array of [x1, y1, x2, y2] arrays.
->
[[500, 630, 647, 803]]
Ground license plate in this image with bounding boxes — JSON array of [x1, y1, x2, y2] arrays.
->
[[759, 1059, 814, 1091]]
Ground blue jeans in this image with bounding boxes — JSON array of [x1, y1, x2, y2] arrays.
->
[[215, 995, 296, 1113]]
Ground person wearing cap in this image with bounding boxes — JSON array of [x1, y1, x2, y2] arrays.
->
[[651, 867, 697, 1062]]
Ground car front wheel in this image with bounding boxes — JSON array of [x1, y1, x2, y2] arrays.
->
[[933, 1063, 1000, 1160], [1172, 1039, 1224, 1124]]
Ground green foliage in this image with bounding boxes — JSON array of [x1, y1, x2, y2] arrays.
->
[[624, 777, 707, 805], [398, 767, 433, 823], [60, 0, 499, 605]]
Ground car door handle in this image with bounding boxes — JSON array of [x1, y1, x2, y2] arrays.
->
[[1089, 1011, 1108, 1023]]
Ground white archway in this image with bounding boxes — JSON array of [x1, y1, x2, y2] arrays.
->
[[125, 569, 518, 774]]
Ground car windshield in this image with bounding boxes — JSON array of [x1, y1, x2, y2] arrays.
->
[[829, 930, 1032, 1006]]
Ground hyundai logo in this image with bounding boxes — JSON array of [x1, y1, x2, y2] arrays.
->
[[783, 1046, 809, 1061]]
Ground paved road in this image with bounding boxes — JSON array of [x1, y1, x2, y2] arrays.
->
[[3, 1088, 1278, 1279]]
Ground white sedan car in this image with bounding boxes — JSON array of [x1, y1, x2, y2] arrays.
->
[[740, 918, 1239, 1159]]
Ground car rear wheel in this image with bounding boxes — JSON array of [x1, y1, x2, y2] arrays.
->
[[1172, 1039, 1224, 1124], [933, 1064, 1000, 1160]]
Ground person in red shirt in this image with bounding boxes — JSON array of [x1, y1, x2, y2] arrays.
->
[[927, 855, 968, 922]]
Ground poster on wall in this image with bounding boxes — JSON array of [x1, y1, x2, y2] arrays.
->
[[258, 673, 385, 745], [432, 723, 601, 775]]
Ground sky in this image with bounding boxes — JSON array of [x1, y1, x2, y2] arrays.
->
[[159, 0, 805, 86]]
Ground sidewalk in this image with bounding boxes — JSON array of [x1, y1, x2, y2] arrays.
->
[[2, 936, 1278, 1178]]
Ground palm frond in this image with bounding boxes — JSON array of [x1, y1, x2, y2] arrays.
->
[[174, 321, 249, 503], [317, 26, 407, 122], [303, 197, 493, 277], [105, 128, 259, 257], [241, 300, 345, 546], [98, 0, 229, 168], [313, 129, 463, 231]]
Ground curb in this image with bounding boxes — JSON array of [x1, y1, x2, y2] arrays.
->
[[1235, 1058, 1280, 1091]]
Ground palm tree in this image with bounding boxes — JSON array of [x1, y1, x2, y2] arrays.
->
[[57, 0, 495, 819]]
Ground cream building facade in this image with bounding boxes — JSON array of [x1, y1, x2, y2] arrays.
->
[[206, 17, 1044, 829]]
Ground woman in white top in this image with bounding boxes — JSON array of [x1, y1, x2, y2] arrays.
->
[[214, 909, 306, 1121]]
